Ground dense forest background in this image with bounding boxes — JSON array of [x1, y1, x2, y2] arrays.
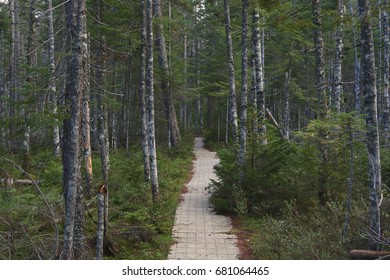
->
[[0, 0, 389, 259]]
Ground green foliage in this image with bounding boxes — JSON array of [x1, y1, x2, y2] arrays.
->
[[246, 200, 368, 260], [208, 112, 385, 259], [0, 136, 193, 259], [221, 114, 367, 215]]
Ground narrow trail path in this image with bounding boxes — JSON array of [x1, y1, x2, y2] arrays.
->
[[167, 138, 240, 260]]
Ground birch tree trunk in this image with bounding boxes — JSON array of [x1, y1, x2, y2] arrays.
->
[[252, 11, 266, 144], [312, 0, 327, 118], [147, 0, 159, 203], [94, 1, 110, 259], [383, 0, 390, 146], [250, 23, 258, 138], [153, 0, 181, 147], [96, 5, 110, 189], [97, 36, 110, 249], [224, 0, 239, 145], [239, 0, 248, 166], [140, 0, 151, 182], [334, 0, 344, 113], [62, 0, 87, 260], [96, 184, 105, 259], [358, 0, 382, 250], [47, 0, 60, 157], [82, 32, 93, 197], [350, 0, 362, 112]]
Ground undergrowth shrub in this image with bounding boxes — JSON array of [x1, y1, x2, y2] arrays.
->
[[207, 114, 390, 259], [209, 115, 368, 216], [0, 136, 194, 259], [247, 201, 368, 259]]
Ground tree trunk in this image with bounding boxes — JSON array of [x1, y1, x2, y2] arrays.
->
[[62, 0, 87, 260], [312, 0, 329, 205], [358, 0, 382, 250], [82, 30, 93, 197], [350, 0, 362, 112], [334, 0, 344, 113], [96, 184, 105, 259], [21, 0, 37, 173], [9, 0, 20, 147], [349, 250, 390, 259], [312, 0, 327, 118], [239, 0, 248, 166], [343, 118, 355, 241], [194, 37, 203, 133], [182, 32, 188, 133], [224, 0, 239, 145], [147, 0, 159, 203], [47, 0, 60, 157], [97, 35, 110, 235], [252, 11, 266, 144], [140, 0, 151, 182], [153, 0, 181, 147], [383, 0, 390, 146], [250, 23, 258, 138], [0, 29, 4, 144], [283, 71, 291, 140]]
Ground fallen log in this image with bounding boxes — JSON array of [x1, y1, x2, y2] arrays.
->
[[1, 178, 41, 188], [349, 250, 390, 260]]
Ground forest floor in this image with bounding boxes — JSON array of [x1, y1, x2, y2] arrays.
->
[[167, 138, 241, 259]]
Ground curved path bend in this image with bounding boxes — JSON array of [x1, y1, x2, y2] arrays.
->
[[167, 138, 240, 260]]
